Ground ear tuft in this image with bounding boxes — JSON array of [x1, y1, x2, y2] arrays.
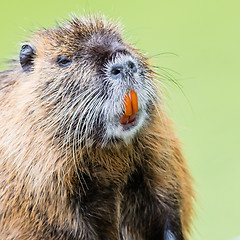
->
[[20, 43, 36, 72]]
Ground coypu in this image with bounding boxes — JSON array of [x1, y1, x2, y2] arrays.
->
[[0, 15, 194, 240]]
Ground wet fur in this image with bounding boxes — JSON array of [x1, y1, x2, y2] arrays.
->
[[0, 15, 194, 239]]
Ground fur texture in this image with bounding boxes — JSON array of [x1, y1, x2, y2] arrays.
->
[[0, 15, 194, 239]]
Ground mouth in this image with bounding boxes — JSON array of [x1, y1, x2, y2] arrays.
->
[[120, 89, 138, 129], [120, 113, 138, 131], [105, 89, 147, 142]]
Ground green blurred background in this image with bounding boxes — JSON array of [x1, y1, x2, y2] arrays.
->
[[0, 0, 239, 239]]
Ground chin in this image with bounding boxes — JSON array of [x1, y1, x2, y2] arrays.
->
[[105, 110, 148, 145]]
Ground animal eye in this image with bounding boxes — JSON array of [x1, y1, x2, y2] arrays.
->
[[57, 55, 72, 67]]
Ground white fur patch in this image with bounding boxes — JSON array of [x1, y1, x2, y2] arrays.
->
[[101, 53, 156, 144], [106, 110, 148, 144]]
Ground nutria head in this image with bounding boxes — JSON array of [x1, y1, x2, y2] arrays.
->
[[20, 15, 160, 148]]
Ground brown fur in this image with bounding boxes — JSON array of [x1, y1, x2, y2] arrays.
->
[[0, 15, 194, 239]]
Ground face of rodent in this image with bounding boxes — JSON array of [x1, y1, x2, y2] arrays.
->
[[20, 17, 159, 148]]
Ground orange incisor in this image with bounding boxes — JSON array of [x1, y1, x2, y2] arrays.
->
[[120, 90, 138, 124]]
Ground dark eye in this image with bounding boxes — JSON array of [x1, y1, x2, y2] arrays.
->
[[57, 55, 72, 67]]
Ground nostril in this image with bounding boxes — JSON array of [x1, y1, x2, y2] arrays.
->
[[126, 60, 137, 73], [111, 68, 121, 75], [110, 64, 123, 79], [127, 61, 134, 69], [110, 60, 137, 79]]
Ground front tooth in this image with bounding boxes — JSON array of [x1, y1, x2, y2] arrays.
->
[[123, 92, 133, 116], [130, 90, 138, 114]]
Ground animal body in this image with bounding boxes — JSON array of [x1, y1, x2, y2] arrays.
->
[[0, 15, 194, 240]]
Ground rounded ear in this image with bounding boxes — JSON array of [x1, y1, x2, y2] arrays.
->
[[20, 43, 36, 72]]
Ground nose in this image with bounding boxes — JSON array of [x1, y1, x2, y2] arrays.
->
[[110, 60, 137, 79]]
